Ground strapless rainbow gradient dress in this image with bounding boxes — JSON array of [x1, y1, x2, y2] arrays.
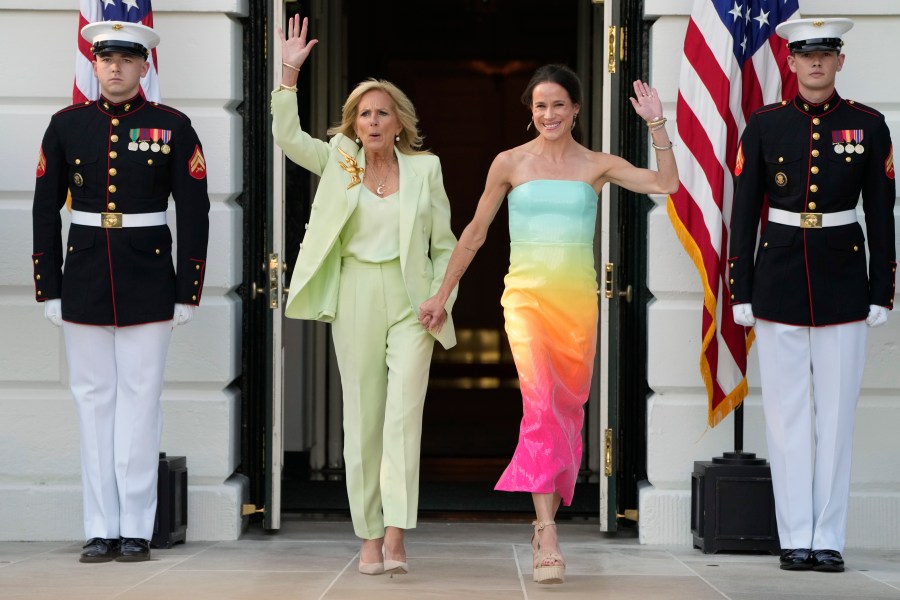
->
[[494, 180, 599, 506]]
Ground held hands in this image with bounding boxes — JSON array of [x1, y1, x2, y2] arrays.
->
[[278, 14, 318, 71], [173, 303, 194, 327], [418, 296, 446, 334], [629, 80, 664, 123], [43, 298, 62, 327], [732, 303, 756, 327], [866, 304, 888, 328]]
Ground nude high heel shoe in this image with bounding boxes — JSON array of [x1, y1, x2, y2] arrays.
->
[[358, 541, 385, 575], [383, 545, 409, 576], [532, 520, 565, 584], [358, 559, 385, 575]]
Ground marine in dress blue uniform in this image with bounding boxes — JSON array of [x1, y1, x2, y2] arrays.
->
[[729, 18, 896, 572], [31, 21, 209, 562]]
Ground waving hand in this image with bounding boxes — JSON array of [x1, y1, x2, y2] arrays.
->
[[278, 14, 318, 70]]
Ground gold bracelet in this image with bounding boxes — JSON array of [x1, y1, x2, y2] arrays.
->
[[278, 83, 297, 93], [650, 121, 667, 132], [282, 62, 301, 72], [651, 141, 674, 151], [646, 117, 667, 128]]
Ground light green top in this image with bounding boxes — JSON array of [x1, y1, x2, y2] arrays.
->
[[340, 185, 400, 262]]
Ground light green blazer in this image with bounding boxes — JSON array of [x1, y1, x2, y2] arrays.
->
[[271, 90, 457, 349]]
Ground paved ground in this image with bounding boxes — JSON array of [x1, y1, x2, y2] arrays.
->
[[2, 517, 900, 599]]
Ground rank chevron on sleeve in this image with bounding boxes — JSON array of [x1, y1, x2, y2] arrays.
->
[[189, 145, 207, 180]]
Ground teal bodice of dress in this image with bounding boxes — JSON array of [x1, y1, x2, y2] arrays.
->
[[507, 179, 597, 245]]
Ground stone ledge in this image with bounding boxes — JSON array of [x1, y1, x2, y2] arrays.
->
[[0, 474, 247, 541]]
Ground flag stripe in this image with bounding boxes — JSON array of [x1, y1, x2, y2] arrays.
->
[[668, 0, 799, 427], [73, 1, 101, 103]]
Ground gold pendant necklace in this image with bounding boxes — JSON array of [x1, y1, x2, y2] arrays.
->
[[366, 157, 394, 197]]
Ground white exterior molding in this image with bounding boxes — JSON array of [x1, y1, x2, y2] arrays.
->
[[642, 6, 900, 547], [0, 4, 246, 541]]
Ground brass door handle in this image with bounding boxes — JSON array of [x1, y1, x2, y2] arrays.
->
[[251, 282, 265, 300], [604, 263, 632, 302]]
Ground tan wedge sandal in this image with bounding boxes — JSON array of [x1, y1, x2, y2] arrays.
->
[[532, 520, 565, 584]]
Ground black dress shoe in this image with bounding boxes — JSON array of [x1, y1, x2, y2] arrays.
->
[[779, 548, 814, 571], [116, 538, 151, 562], [812, 549, 844, 572], [79, 537, 119, 563]]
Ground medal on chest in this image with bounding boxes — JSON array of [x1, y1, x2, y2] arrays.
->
[[832, 129, 864, 155]]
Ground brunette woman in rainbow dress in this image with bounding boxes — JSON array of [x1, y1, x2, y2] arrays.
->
[[418, 64, 678, 585]]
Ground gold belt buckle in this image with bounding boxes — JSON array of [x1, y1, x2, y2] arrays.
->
[[800, 212, 822, 229], [101, 212, 123, 228]]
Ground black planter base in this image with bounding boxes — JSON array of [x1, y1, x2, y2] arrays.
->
[[691, 453, 780, 554]]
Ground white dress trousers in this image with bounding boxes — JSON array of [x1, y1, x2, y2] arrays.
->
[[63, 321, 173, 540], [754, 319, 867, 552]]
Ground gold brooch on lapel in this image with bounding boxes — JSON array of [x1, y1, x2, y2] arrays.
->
[[338, 148, 364, 189]]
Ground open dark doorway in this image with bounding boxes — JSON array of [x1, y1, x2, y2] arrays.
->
[[278, 0, 617, 518], [346, 0, 598, 516]]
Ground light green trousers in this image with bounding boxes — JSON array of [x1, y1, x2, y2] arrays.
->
[[332, 257, 435, 539]]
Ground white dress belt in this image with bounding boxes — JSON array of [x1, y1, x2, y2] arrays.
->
[[767, 207, 857, 229], [71, 209, 167, 228]]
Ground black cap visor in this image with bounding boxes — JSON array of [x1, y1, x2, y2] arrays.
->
[[91, 40, 149, 59], [788, 37, 843, 53]]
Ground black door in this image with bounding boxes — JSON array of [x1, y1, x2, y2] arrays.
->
[[605, 0, 651, 530]]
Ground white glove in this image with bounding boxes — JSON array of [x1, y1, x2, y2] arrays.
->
[[732, 303, 756, 327], [173, 303, 194, 327], [866, 304, 888, 328], [43, 298, 63, 327]]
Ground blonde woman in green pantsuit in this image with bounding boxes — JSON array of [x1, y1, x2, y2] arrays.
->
[[272, 15, 458, 576]]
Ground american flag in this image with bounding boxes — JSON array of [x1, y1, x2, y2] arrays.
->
[[73, 0, 159, 104], [667, 0, 799, 427]]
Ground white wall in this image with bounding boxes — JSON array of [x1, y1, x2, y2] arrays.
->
[[0, 2, 247, 541], [641, 2, 900, 547]]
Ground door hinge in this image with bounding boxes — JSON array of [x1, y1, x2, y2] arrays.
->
[[604, 427, 613, 476], [607, 26, 617, 74]]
